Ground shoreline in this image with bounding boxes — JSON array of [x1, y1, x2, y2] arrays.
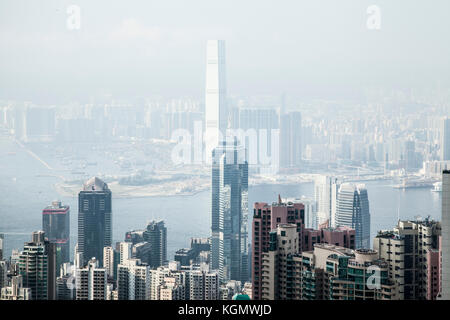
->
[[53, 173, 401, 199]]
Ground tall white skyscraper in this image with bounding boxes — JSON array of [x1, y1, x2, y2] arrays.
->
[[335, 183, 371, 249], [440, 170, 450, 299], [314, 176, 339, 227], [205, 40, 228, 164]]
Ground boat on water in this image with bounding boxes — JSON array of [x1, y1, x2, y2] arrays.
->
[[431, 182, 442, 192]]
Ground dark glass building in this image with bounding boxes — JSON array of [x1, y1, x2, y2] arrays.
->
[[123, 221, 167, 269], [42, 200, 70, 271], [78, 177, 112, 267], [144, 220, 167, 269], [211, 139, 249, 283]]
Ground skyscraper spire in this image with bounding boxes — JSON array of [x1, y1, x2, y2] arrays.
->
[[205, 40, 227, 164]]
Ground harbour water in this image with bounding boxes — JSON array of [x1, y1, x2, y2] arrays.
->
[[0, 137, 442, 260]]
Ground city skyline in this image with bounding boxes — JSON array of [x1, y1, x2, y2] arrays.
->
[[1, 1, 450, 305]]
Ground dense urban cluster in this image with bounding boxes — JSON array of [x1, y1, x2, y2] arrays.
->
[[1, 39, 450, 301], [0, 170, 449, 300]]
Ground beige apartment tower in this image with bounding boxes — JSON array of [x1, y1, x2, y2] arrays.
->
[[374, 219, 441, 300]]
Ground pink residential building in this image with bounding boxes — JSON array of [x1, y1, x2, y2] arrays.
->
[[251, 196, 356, 300]]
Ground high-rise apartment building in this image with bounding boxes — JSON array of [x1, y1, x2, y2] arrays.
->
[[149, 265, 187, 300], [119, 242, 132, 265], [427, 241, 441, 300], [18, 231, 57, 300], [375, 219, 441, 300], [188, 269, 220, 300], [42, 200, 70, 272], [0, 260, 8, 289], [0, 275, 31, 300], [303, 225, 356, 251], [103, 246, 116, 279], [75, 258, 107, 300], [149, 263, 220, 300], [252, 199, 304, 299], [131, 242, 151, 266], [117, 259, 150, 300], [261, 224, 299, 300], [283, 197, 317, 229], [150, 266, 174, 300], [205, 40, 228, 163], [252, 196, 357, 300], [150, 262, 228, 301], [211, 139, 249, 283], [301, 244, 398, 300], [259, 227, 382, 300], [440, 170, 450, 300], [158, 276, 185, 300], [335, 183, 370, 249], [78, 177, 112, 267]]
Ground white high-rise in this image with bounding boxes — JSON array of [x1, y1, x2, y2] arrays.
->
[[75, 258, 107, 300], [335, 183, 370, 249], [119, 242, 132, 265], [117, 259, 150, 300], [205, 40, 228, 164], [189, 269, 220, 300], [314, 176, 339, 227], [440, 170, 450, 299], [103, 246, 115, 278]]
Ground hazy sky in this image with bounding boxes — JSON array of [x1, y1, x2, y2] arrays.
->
[[1, 0, 450, 103]]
